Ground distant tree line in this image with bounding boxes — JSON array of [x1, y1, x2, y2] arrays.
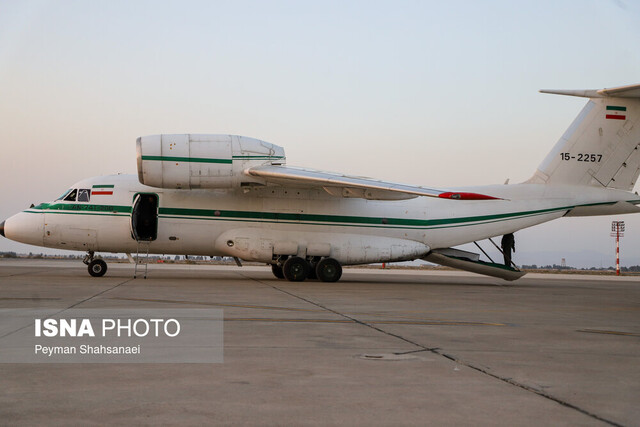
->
[[521, 264, 575, 270], [522, 264, 640, 272]]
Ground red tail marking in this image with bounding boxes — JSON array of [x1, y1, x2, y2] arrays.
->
[[438, 192, 500, 200]]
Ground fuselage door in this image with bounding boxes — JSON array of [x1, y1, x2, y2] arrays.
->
[[130, 193, 159, 241]]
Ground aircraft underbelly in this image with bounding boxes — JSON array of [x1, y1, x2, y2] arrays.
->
[[422, 210, 568, 249], [212, 227, 430, 264]]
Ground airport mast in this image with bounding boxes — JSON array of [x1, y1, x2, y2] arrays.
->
[[610, 221, 625, 276]]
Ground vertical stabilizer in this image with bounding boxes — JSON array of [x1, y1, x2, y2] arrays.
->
[[529, 84, 640, 191]]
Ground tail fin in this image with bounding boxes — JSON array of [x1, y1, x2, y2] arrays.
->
[[529, 84, 640, 191]]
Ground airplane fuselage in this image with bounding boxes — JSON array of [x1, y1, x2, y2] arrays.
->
[[6, 174, 639, 265]]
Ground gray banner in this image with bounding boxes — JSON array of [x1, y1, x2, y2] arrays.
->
[[0, 309, 223, 363]]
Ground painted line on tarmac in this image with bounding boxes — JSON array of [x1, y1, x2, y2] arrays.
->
[[227, 318, 353, 324], [225, 318, 506, 326], [110, 297, 323, 312], [0, 267, 79, 278], [111, 298, 506, 326], [241, 272, 622, 427], [0, 278, 134, 341], [577, 329, 640, 337], [238, 273, 434, 351]]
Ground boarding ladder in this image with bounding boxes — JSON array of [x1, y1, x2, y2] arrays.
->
[[133, 240, 151, 279]]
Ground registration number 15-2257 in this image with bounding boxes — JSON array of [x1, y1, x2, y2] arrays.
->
[[560, 153, 602, 162]]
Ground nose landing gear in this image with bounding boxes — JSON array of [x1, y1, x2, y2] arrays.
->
[[83, 251, 107, 277]]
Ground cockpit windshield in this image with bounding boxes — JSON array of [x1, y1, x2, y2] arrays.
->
[[63, 189, 77, 202], [56, 188, 92, 202], [57, 189, 73, 201], [77, 189, 90, 202]]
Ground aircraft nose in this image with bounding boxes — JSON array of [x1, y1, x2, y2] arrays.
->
[[1, 213, 44, 246], [0, 220, 4, 237]]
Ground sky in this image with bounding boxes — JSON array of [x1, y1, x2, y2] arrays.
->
[[0, 0, 639, 268]]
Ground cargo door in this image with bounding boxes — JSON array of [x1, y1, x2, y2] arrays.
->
[[130, 193, 159, 241]]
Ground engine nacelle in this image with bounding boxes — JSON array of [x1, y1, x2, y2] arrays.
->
[[136, 134, 286, 189]]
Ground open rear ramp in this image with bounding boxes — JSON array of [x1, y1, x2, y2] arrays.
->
[[423, 248, 526, 281]]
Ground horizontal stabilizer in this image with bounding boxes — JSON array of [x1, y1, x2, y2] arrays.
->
[[540, 83, 640, 99], [423, 249, 526, 281]]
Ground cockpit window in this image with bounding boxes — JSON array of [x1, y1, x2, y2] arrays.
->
[[63, 189, 77, 202], [77, 189, 91, 202], [57, 189, 72, 201]]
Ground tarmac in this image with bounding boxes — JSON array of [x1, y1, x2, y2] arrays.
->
[[0, 259, 638, 426]]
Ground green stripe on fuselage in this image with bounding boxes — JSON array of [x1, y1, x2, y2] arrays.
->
[[26, 202, 583, 229], [32, 203, 131, 213], [28, 200, 630, 229], [158, 205, 570, 227]]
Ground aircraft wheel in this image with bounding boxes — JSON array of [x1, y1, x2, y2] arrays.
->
[[271, 264, 285, 279], [88, 259, 107, 277], [316, 258, 342, 282], [283, 257, 309, 282]]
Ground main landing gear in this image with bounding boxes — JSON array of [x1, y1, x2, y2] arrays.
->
[[271, 263, 285, 279], [83, 251, 107, 277], [272, 256, 342, 283]]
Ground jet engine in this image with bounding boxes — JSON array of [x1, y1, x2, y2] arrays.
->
[[136, 134, 286, 189]]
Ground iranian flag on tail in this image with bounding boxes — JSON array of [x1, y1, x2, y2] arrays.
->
[[92, 184, 114, 195], [606, 105, 626, 120]]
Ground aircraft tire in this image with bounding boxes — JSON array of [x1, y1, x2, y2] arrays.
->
[[271, 264, 285, 279], [88, 259, 107, 277], [283, 257, 309, 282], [316, 258, 342, 282]]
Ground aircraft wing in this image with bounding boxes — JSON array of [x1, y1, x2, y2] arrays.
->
[[245, 165, 499, 201]]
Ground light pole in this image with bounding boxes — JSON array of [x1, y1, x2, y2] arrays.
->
[[610, 221, 625, 276]]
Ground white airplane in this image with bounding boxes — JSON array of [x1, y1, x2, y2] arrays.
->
[[2, 84, 640, 282]]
